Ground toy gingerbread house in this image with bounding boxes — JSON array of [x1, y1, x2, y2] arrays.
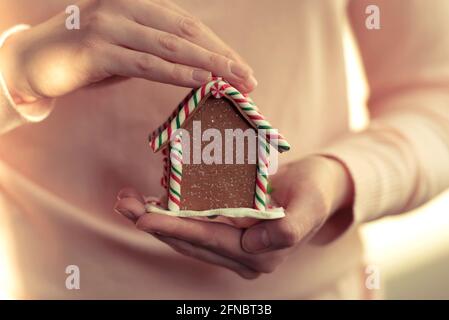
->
[[147, 78, 290, 219]]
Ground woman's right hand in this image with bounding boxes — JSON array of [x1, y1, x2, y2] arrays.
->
[[0, 0, 257, 104]]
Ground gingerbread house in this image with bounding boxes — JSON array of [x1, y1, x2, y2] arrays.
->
[[148, 78, 290, 219]]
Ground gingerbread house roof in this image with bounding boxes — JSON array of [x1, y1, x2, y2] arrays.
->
[[148, 78, 291, 153]]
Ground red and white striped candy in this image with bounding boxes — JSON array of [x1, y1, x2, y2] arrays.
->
[[210, 81, 225, 98]]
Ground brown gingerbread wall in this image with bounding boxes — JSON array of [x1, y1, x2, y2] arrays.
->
[[175, 95, 258, 210]]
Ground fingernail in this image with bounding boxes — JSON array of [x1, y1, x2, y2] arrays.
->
[[115, 207, 136, 220], [116, 189, 127, 200], [181, 17, 200, 37], [240, 270, 260, 280], [192, 69, 212, 83], [230, 61, 252, 79], [243, 227, 271, 253], [245, 75, 258, 91]]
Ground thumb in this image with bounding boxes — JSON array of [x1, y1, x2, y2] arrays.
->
[[241, 225, 271, 253], [241, 216, 306, 253]]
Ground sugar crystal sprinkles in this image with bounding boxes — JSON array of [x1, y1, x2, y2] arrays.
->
[[147, 77, 291, 219]]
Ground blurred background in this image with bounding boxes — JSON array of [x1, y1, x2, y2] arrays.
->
[[343, 23, 449, 299]]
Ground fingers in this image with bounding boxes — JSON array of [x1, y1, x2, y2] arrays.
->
[[114, 187, 146, 221], [133, 1, 239, 62], [117, 187, 145, 202], [152, 0, 246, 64], [150, 0, 195, 19], [110, 20, 255, 92], [243, 175, 307, 253], [128, 0, 257, 92], [242, 217, 307, 253], [241, 192, 325, 253], [135, 213, 288, 274], [114, 185, 295, 275], [153, 234, 260, 279], [114, 189, 288, 275], [104, 45, 212, 87], [136, 213, 245, 259], [241, 160, 335, 254]]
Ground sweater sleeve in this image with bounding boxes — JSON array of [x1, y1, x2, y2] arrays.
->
[[321, 0, 449, 223], [0, 25, 54, 135]]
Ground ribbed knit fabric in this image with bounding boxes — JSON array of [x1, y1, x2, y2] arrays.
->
[[322, 0, 449, 222], [0, 0, 448, 299]]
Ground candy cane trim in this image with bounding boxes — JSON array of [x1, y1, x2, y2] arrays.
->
[[149, 78, 290, 153]]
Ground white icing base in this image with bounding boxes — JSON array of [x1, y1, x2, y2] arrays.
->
[[145, 203, 285, 219]]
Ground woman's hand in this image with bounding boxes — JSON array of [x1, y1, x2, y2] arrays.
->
[[114, 155, 354, 279], [0, 0, 256, 104]]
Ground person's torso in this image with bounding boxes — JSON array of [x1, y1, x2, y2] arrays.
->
[[0, 0, 362, 299]]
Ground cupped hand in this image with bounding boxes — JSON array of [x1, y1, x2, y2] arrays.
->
[[0, 0, 256, 104], [114, 156, 354, 279]]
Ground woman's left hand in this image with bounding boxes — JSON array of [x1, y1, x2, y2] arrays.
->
[[114, 155, 354, 279]]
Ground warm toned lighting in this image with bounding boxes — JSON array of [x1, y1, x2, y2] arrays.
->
[[343, 21, 449, 287], [0, 209, 18, 299]]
